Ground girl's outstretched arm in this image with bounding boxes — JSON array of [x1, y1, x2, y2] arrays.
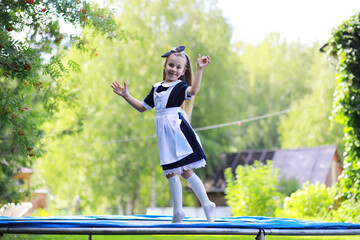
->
[[187, 54, 211, 96], [111, 81, 147, 112]]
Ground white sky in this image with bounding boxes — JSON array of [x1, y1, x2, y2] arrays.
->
[[16, 0, 359, 48], [217, 0, 360, 45]]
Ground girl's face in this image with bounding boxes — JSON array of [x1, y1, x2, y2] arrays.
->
[[163, 54, 187, 82]]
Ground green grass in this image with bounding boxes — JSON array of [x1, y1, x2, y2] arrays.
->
[[2, 235, 360, 240]]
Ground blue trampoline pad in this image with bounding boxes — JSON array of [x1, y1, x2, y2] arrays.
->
[[1, 215, 360, 230]]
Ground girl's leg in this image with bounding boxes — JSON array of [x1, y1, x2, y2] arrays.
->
[[167, 173, 185, 223], [181, 169, 216, 222]]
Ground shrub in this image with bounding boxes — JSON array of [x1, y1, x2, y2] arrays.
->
[[277, 181, 336, 220], [277, 176, 300, 197], [327, 198, 360, 223], [225, 160, 281, 216]]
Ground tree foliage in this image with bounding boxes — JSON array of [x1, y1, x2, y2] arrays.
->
[[277, 182, 337, 220], [279, 48, 344, 151], [32, 0, 347, 214], [0, 0, 344, 214], [326, 197, 360, 223], [230, 35, 343, 153], [225, 161, 281, 216], [0, 0, 126, 204], [324, 11, 360, 200], [34, 0, 237, 214]]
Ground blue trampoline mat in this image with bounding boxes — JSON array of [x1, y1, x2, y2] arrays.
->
[[1, 215, 360, 230]]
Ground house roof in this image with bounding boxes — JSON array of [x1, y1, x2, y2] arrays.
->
[[272, 145, 339, 186], [12, 165, 34, 180], [205, 145, 341, 193], [14, 166, 34, 174]]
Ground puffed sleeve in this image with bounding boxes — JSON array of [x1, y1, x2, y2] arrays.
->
[[179, 81, 193, 100], [165, 81, 194, 108], [142, 86, 155, 110], [174, 81, 193, 101]]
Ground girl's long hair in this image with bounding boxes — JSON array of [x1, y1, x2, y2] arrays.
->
[[163, 52, 195, 120]]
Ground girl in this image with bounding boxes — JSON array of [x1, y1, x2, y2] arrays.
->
[[111, 45, 215, 223]]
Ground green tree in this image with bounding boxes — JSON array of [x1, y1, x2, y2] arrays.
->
[[225, 161, 281, 216], [0, 0, 127, 204], [34, 0, 238, 214], [35, 34, 159, 213], [278, 47, 344, 151], [30, 0, 346, 214], [323, 11, 360, 201], [230, 34, 333, 151]]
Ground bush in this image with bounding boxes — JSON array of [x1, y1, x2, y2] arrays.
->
[[327, 198, 360, 223], [225, 160, 282, 216], [277, 181, 336, 220], [277, 176, 299, 197]]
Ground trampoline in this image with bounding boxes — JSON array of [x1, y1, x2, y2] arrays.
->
[[1, 215, 360, 240]]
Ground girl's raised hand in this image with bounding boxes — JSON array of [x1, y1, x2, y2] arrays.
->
[[111, 81, 127, 97], [197, 54, 211, 69]]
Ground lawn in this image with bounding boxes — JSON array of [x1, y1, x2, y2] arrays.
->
[[2, 235, 360, 240]]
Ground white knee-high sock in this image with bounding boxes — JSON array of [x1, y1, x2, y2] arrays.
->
[[186, 173, 216, 222], [168, 175, 185, 223]]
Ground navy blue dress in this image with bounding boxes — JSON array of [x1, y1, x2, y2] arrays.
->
[[142, 80, 207, 176]]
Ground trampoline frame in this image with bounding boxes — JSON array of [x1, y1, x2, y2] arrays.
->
[[2, 227, 360, 240], [2, 215, 360, 240]]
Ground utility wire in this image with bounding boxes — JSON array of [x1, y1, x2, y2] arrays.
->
[[193, 109, 291, 131], [102, 99, 333, 144], [48, 99, 333, 146], [108, 109, 291, 144]]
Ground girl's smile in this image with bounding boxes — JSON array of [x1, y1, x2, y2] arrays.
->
[[163, 54, 187, 82]]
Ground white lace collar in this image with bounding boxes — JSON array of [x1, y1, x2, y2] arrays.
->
[[161, 80, 181, 87]]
